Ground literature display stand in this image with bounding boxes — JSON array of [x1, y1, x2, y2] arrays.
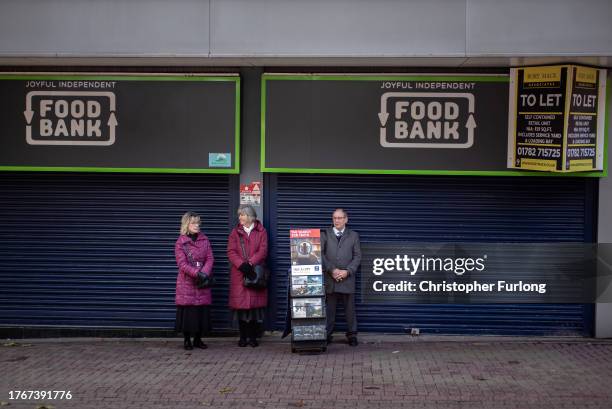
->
[[289, 229, 327, 353]]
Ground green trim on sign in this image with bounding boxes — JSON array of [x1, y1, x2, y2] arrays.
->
[[259, 166, 604, 177], [0, 166, 240, 174], [234, 77, 241, 173], [260, 77, 267, 173], [261, 74, 509, 83], [604, 79, 610, 177], [0, 74, 239, 82]]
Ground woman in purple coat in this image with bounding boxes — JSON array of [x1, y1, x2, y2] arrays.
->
[[175, 211, 214, 350], [227, 205, 268, 347]]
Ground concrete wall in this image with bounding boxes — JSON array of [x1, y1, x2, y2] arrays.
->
[[0, 0, 210, 56], [466, 0, 612, 57], [211, 0, 466, 57], [239, 67, 264, 224], [1, 0, 611, 60], [596, 72, 612, 338]]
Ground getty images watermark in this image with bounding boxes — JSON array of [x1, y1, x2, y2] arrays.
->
[[371, 254, 546, 295], [361, 243, 612, 304]]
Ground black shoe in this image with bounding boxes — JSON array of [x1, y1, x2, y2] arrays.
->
[[348, 337, 358, 347], [326, 335, 333, 345], [193, 339, 208, 349], [184, 339, 193, 350], [238, 339, 248, 347], [248, 339, 259, 348]]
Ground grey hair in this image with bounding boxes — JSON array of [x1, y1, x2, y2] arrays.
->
[[333, 208, 348, 218], [237, 204, 257, 220]]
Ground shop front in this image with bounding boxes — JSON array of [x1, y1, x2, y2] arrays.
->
[[261, 73, 605, 336], [0, 70, 607, 337], [0, 74, 240, 334]]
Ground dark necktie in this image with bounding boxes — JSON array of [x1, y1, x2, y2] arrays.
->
[[336, 231, 343, 241]]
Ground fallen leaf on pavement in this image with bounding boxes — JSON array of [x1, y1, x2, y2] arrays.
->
[[1, 342, 31, 347]]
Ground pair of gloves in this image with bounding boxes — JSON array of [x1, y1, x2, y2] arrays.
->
[[239, 262, 256, 280]]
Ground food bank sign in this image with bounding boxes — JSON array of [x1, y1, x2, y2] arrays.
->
[[378, 91, 476, 149], [0, 74, 240, 173], [25, 89, 117, 146], [262, 74, 516, 175]]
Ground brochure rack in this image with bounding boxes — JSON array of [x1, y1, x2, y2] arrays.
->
[[289, 228, 327, 353]]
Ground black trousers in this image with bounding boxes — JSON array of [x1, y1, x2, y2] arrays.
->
[[326, 292, 357, 337]]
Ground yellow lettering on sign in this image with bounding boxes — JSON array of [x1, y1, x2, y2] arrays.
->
[[569, 159, 595, 171], [519, 158, 558, 171], [575, 66, 597, 84], [523, 66, 562, 83]]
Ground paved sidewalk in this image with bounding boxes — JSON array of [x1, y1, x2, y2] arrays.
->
[[1, 334, 612, 409]]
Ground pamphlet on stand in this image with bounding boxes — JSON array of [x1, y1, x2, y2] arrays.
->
[[291, 298, 325, 319], [289, 228, 327, 350]]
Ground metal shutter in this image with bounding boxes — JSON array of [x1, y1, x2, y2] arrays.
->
[[0, 172, 236, 330], [266, 174, 596, 336]]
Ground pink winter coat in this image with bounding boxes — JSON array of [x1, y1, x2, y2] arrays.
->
[[227, 221, 268, 310], [175, 233, 214, 306]]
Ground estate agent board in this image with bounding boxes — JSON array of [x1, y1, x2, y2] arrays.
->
[[507, 65, 606, 172]]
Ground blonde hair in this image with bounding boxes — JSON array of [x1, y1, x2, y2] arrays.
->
[[180, 211, 200, 235]]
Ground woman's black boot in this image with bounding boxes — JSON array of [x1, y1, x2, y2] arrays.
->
[[183, 333, 193, 350], [238, 321, 248, 347], [247, 321, 259, 347], [193, 333, 208, 349]]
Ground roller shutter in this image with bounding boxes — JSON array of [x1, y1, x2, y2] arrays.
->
[[266, 174, 596, 336], [0, 172, 237, 330]]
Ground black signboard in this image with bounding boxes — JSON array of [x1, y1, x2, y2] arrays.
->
[[510, 66, 567, 172], [565, 67, 603, 172], [262, 74, 528, 176], [0, 74, 240, 173], [508, 66, 606, 173]]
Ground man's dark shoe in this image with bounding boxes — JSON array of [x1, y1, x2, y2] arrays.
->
[[238, 339, 248, 347], [348, 337, 358, 347], [248, 339, 259, 348], [183, 339, 193, 350]]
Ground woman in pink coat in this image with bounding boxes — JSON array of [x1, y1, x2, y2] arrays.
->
[[227, 204, 268, 347], [175, 211, 214, 350]]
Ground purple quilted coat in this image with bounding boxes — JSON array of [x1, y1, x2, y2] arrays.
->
[[174, 233, 214, 306]]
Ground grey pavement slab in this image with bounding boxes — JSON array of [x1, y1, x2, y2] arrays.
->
[[1, 334, 612, 409]]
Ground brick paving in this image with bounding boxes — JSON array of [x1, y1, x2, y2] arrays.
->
[[1, 335, 612, 409]]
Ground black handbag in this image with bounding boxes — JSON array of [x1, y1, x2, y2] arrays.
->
[[182, 243, 214, 289], [238, 236, 270, 289]]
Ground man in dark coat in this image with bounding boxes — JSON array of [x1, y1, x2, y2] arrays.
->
[[321, 208, 362, 346]]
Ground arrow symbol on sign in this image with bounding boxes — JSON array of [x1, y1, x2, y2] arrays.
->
[[107, 111, 118, 143], [23, 109, 34, 125], [378, 112, 389, 127], [466, 114, 477, 130], [463, 114, 477, 148], [108, 112, 118, 128]]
